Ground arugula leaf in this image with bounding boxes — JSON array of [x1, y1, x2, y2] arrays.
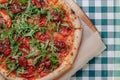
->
[[20, 0, 28, 4], [40, 8, 47, 15], [9, 0, 13, 4], [47, 11, 52, 21], [7, 9, 13, 18], [0, 5, 6, 9], [11, 40, 20, 55], [32, 40, 50, 67], [12, 53, 22, 65], [54, 5, 66, 18], [50, 53, 59, 68], [54, 21, 61, 32], [16, 67, 26, 76], [6, 59, 19, 74], [61, 23, 69, 27], [33, 56, 42, 67], [56, 5, 62, 13], [49, 41, 59, 68], [26, 52, 37, 59]]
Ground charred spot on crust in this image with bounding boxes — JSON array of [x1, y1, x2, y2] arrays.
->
[[71, 9, 75, 14]]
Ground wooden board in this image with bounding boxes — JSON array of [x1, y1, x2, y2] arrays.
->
[[64, 0, 98, 32]]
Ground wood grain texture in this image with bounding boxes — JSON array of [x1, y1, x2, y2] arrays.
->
[[64, 0, 98, 32]]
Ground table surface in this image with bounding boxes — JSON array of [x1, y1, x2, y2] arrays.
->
[[71, 0, 119, 80]]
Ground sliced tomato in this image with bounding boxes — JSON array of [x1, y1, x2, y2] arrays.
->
[[2, 38, 10, 46], [27, 18, 34, 24], [18, 56, 28, 68], [13, 0, 18, 4], [58, 48, 66, 54], [17, 36, 23, 43], [54, 40, 66, 49], [0, 0, 8, 4], [0, 10, 12, 28], [22, 65, 34, 78], [35, 31, 50, 43], [47, 0, 58, 4], [0, 17, 5, 25], [18, 36, 30, 55], [19, 37, 30, 51], [22, 37, 30, 49], [59, 26, 71, 36], [32, 0, 45, 8], [44, 60, 51, 69], [40, 70, 49, 77], [0, 39, 11, 55], [51, 12, 61, 21], [39, 16, 47, 27], [10, 3, 22, 14], [4, 48, 12, 56], [37, 63, 45, 73], [54, 39, 67, 54]]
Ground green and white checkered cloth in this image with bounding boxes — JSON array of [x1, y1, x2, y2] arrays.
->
[[71, 0, 116, 80], [114, 0, 120, 80]]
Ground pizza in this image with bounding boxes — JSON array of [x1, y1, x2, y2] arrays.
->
[[0, 0, 82, 80]]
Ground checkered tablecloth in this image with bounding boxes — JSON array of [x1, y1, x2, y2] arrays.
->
[[114, 0, 120, 80], [71, 0, 116, 80]]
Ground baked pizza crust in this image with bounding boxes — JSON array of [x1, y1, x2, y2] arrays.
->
[[0, 18, 82, 80], [0, 0, 82, 80]]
